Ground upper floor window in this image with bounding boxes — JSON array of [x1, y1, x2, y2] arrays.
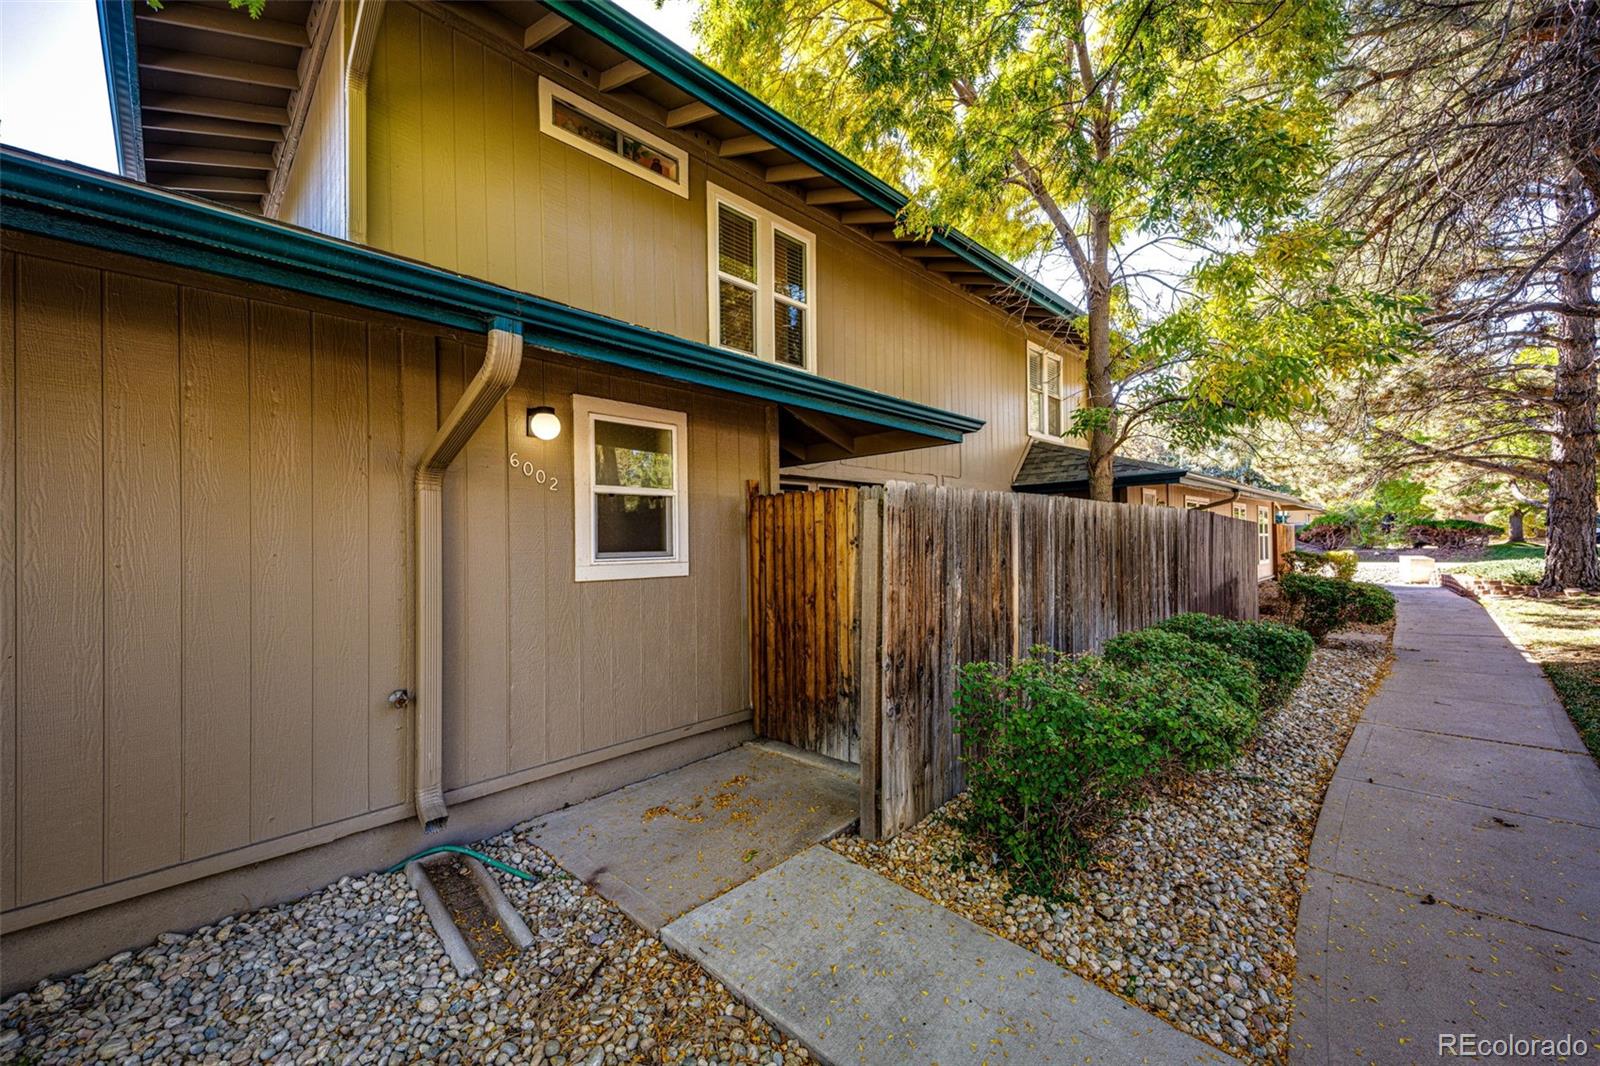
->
[[1027, 344, 1071, 437], [707, 184, 815, 371], [538, 78, 688, 198]]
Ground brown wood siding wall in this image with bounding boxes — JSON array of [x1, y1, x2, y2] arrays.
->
[[0, 236, 769, 924], [364, 3, 1083, 494], [277, 31, 349, 239]]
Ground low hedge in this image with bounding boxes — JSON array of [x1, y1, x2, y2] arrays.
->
[[1280, 572, 1396, 639], [1151, 612, 1315, 706], [952, 646, 1259, 896], [1102, 628, 1261, 725]]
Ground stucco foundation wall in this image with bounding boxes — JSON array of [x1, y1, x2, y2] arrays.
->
[[0, 233, 770, 936]]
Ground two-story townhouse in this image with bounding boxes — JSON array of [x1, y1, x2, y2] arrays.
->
[[0, 0, 1304, 987]]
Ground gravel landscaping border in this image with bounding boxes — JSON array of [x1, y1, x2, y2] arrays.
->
[[829, 630, 1394, 1065], [1, 825, 809, 1066]]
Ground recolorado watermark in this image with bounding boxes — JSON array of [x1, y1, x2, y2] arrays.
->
[[1439, 1033, 1592, 1058]]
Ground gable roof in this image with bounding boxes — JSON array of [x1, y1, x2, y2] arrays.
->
[[97, 0, 1085, 335], [1013, 440, 1321, 510], [1, 146, 981, 457], [1014, 440, 1187, 492]]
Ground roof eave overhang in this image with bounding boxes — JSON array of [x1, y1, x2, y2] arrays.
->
[[544, 0, 1086, 326], [96, 0, 144, 181], [1177, 473, 1318, 509], [1, 149, 981, 446]]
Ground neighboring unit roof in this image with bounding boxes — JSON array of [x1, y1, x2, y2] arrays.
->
[[0, 147, 982, 456], [1014, 440, 1188, 492], [1013, 440, 1321, 510], [97, 0, 1086, 335]]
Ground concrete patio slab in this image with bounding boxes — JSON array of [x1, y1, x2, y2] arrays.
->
[[1310, 779, 1600, 938], [518, 742, 858, 932], [1291, 871, 1600, 1066], [1292, 586, 1600, 1066], [662, 845, 1238, 1066]]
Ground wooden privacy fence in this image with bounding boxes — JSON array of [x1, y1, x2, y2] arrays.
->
[[747, 482, 1260, 839]]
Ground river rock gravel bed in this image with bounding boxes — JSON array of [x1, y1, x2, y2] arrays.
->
[[829, 631, 1393, 1065], [1, 828, 806, 1066]]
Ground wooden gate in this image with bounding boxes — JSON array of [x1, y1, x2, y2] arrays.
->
[[746, 486, 865, 764]]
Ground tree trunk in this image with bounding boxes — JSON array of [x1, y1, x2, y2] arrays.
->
[[1086, 205, 1116, 501], [1542, 177, 1600, 591], [1507, 508, 1525, 543]]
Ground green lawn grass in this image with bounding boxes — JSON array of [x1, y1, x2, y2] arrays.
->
[[1480, 541, 1547, 561], [1478, 594, 1600, 765]]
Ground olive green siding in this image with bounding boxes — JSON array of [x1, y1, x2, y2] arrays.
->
[[363, 3, 1084, 492], [0, 234, 769, 932]]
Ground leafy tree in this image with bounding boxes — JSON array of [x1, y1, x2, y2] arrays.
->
[[1315, 0, 1599, 589], [695, 0, 1406, 499]]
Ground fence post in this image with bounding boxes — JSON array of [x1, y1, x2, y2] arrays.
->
[[856, 487, 884, 841]]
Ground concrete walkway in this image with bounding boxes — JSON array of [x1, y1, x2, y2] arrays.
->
[[519, 742, 858, 932], [663, 846, 1238, 1066], [1291, 586, 1600, 1065]]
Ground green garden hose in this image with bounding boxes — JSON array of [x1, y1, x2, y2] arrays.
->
[[385, 844, 541, 883]]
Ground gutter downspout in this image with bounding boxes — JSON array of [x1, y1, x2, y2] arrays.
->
[[414, 321, 524, 829]]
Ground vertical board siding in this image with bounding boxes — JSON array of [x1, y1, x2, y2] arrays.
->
[[364, 3, 1073, 497], [748, 483, 1260, 838], [5, 247, 432, 913], [0, 251, 17, 910], [15, 256, 105, 905], [103, 273, 184, 882], [438, 358, 767, 794], [277, 32, 349, 240], [180, 289, 254, 860], [5, 239, 772, 925]]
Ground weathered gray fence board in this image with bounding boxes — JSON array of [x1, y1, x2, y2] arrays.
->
[[748, 482, 1258, 837]]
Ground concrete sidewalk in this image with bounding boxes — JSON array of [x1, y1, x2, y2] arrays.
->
[[663, 846, 1238, 1066], [1290, 586, 1600, 1065]]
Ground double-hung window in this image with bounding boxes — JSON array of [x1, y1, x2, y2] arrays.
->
[[708, 184, 815, 370], [1258, 506, 1272, 563], [1027, 344, 1068, 438], [572, 396, 689, 581]]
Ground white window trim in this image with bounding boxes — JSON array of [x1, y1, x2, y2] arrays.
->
[[538, 78, 689, 198], [1142, 487, 1159, 506], [572, 395, 689, 582], [1232, 503, 1248, 521], [1185, 495, 1209, 510], [1258, 505, 1273, 563], [706, 183, 817, 372], [1026, 343, 1079, 442]]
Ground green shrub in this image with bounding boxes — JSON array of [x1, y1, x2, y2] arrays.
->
[[1280, 573, 1396, 639], [1326, 550, 1358, 581], [1152, 612, 1315, 705], [1444, 559, 1545, 584], [951, 648, 1256, 896], [1285, 549, 1357, 581], [1101, 628, 1260, 722]]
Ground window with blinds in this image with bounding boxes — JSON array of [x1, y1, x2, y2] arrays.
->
[[707, 184, 816, 370], [1028, 345, 1065, 437]]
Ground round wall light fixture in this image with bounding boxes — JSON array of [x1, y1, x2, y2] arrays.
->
[[527, 405, 561, 441]]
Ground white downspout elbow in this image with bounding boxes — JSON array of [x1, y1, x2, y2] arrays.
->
[[413, 322, 523, 829]]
